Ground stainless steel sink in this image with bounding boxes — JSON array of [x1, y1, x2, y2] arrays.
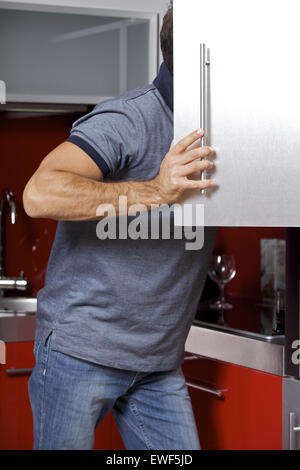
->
[[0, 297, 37, 315]]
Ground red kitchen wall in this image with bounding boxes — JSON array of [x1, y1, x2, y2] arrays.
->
[[0, 110, 84, 296], [0, 111, 286, 299], [214, 227, 286, 300]]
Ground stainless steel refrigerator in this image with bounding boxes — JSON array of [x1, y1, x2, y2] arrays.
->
[[174, 0, 300, 449]]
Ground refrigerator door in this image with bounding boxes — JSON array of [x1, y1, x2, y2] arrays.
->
[[174, 0, 300, 227]]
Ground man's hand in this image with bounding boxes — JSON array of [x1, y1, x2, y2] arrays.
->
[[23, 129, 215, 221], [155, 129, 215, 204]]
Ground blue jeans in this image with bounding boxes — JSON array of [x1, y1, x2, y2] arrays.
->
[[28, 333, 201, 450]]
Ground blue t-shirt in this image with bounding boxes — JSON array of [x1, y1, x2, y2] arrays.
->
[[36, 63, 218, 372]]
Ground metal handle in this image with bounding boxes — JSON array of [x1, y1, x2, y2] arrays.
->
[[200, 43, 210, 195], [289, 412, 300, 450], [184, 355, 202, 361], [6, 368, 33, 376], [186, 380, 224, 399]]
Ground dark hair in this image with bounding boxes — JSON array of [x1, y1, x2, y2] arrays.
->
[[160, 1, 173, 75]]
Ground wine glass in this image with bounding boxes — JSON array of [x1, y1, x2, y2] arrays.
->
[[208, 255, 236, 310]]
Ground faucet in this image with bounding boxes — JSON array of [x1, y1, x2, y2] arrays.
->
[[6, 191, 17, 225], [0, 190, 27, 296]]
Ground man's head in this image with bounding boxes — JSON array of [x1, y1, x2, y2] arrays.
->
[[160, 1, 173, 75]]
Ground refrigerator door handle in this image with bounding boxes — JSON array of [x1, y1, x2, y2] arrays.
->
[[200, 43, 210, 195]]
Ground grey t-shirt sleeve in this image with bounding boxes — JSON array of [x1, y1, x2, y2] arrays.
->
[[66, 100, 138, 177]]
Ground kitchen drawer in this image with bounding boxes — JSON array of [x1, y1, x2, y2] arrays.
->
[[182, 354, 282, 450]]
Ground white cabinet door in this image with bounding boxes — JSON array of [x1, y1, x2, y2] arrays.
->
[[174, 0, 300, 227], [0, 4, 159, 104]]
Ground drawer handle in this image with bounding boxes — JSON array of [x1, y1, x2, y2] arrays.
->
[[289, 412, 300, 450], [6, 368, 33, 376], [186, 381, 225, 399], [184, 355, 202, 361]]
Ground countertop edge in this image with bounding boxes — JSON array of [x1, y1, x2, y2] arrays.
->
[[185, 324, 285, 376], [0, 315, 286, 376]]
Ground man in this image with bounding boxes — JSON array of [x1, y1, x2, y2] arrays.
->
[[23, 3, 217, 450]]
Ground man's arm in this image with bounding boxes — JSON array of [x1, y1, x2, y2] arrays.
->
[[23, 129, 215, 221]]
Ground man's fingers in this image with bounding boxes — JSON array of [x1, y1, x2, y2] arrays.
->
[[184, 147, 215, 163], [172, 129, 205, 154], [180, 160, 214, 177], [180, 146, 215, 164], [182, 179, 215, 190]]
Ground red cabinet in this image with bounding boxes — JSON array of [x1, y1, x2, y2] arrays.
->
[[0, 343, 282, 450], [182, 355, 282, 450], [0, 341, 124, 450], [94, 414, 125, 450], [0, 341, 35, 450]]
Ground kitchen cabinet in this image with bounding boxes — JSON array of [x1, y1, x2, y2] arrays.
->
[[0, 0, 169, 14], [94, 413, 113, 450], [0, 340, 121, 450], [0, 341, 35, 450], [182, 355, 282, 450], [0, 342, 283, 450], [173, 0, 300, 227], [111, 418, 125, 450], [174, 0, 300, 406], [282, 377, 300, 450], [94, 414, 125, 450], [0, 1, 159, 104]]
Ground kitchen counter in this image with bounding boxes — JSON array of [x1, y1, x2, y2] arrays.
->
[[185, 322, 285, 376], [0, 313, 36, 343], [186, 297, 285, 376], [0, 297, 286, 376]]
